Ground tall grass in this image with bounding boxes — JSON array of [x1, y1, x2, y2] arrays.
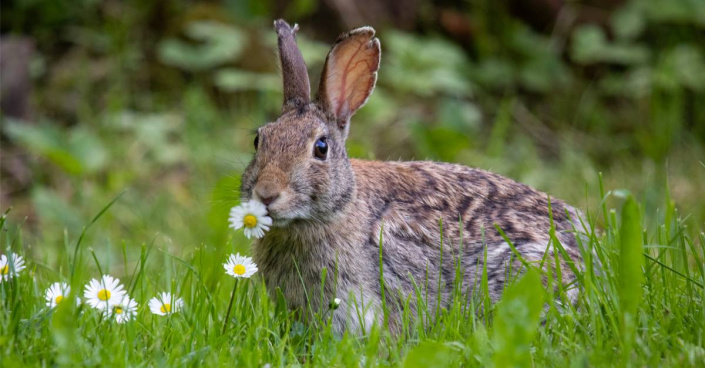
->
[[1, 176, 704, 367]]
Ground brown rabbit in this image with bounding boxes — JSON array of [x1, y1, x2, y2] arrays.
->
[[241, 20, 587, 334]]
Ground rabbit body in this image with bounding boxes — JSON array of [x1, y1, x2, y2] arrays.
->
[[249, 154, 583, 334], [241, 20, 585, 334]]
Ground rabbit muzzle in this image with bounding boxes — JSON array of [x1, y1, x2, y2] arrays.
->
[[253, 166, 286, 206], [254, 182, 281, 207], [251, 165, 308, 226]]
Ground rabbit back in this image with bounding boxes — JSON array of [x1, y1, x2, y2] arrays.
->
[[352, 160, 584, 316]]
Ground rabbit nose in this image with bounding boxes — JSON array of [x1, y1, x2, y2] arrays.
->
[[254, 184, 281, 206], [260, 194, 279, 206]]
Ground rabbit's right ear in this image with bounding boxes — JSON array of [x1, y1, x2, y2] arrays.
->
[[275, 19, 311, 112], [316, 27, 380, 136]]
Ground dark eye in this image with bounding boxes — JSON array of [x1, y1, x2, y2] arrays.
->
[[314, 137, 328, 160], [254, 134, 259, 150]]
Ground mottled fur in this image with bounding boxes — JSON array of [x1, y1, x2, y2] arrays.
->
[[240, 20, 586, 335]]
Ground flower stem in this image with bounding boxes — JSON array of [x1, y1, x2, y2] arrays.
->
[[222, 280, 238, 334]]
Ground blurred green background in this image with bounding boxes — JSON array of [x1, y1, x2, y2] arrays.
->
[[1, 0, 704, 264]]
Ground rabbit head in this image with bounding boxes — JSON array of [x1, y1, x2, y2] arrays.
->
[[240, 20, 381, 226]]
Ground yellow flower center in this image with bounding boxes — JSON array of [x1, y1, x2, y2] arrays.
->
[[55, 295, 64, 304], [98, 289, 111, 301], [243, 214, 258, 228], [1, 265, 8, 275], [114, 306, 124, 314], [233, 264, 246, 275], [160, 303, 171, 313]]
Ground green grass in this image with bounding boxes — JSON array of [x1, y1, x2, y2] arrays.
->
[[2, 2, 704, 365], [2, 180, 704, 367]]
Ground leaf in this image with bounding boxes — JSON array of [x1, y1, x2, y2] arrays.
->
[[290, 321, 305, 337], [383, 31, 472, 96], [158, 21, 245, 71], [509, 26, 572, 92], [618, 196, 644, 330], [108, 111, 185, 164], [213, 69, 280, 92], [654, 45, 705, 92], [68, 126, 109, 172], [403, 341, 457, 368], [471, 58, 516, 90], [492, 268, 545, 368], [571, 25, 650, 65], [612, 3, 646, 40], [469, 325, 492, 365], [644, 0, 705, 26], [3, 119, 109, 175], [32, 187, 85, 233], [439, 98, 482, 133], [410, 123, 472, 162]]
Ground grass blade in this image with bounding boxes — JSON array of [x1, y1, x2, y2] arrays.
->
[[617, 195, 643, 356]]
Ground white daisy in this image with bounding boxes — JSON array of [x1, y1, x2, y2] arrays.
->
[[148, 292, 184, 316], [84, 275, 126, 310], [45, 282, 71, 308], [0, 252, 26, 281], [103, 295, 137, 324], [223, 253, 258, 278], [228, 200, 272, 239]]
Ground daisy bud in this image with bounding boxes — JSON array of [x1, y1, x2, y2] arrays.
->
[[329, 297, 341, 310]]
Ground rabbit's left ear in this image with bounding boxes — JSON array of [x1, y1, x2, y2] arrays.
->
[[316, 27, 380, 134]]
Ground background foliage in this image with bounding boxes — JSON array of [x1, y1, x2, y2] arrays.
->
[[1, 0, 704, 366]]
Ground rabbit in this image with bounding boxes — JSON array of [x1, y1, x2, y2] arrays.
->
[[240, 19, 587, 335]]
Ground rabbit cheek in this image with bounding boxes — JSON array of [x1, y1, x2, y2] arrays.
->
[[281, 166, 324, 219], [307, 162, 352, 216]]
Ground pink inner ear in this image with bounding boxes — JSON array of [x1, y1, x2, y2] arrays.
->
[[324, 32, 380, 121]]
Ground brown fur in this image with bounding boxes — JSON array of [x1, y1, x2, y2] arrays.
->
[[240, 20, 587, 334], [275, 20, 311, 111]]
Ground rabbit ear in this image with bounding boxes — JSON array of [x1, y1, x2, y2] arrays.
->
[[274, 19, 311, 111], [316, 27, 380, 133]]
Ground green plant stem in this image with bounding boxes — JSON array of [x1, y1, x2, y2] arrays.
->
[[222, 279, 238, 334]]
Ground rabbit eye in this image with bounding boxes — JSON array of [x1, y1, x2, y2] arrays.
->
[[254, 134, 259, 150], [314, 137, 328, 160]]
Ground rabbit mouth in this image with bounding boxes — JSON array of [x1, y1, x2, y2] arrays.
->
[[270, 218, 293, 227], [266, 202, 316, 228], [264, 205, 293, 226]]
